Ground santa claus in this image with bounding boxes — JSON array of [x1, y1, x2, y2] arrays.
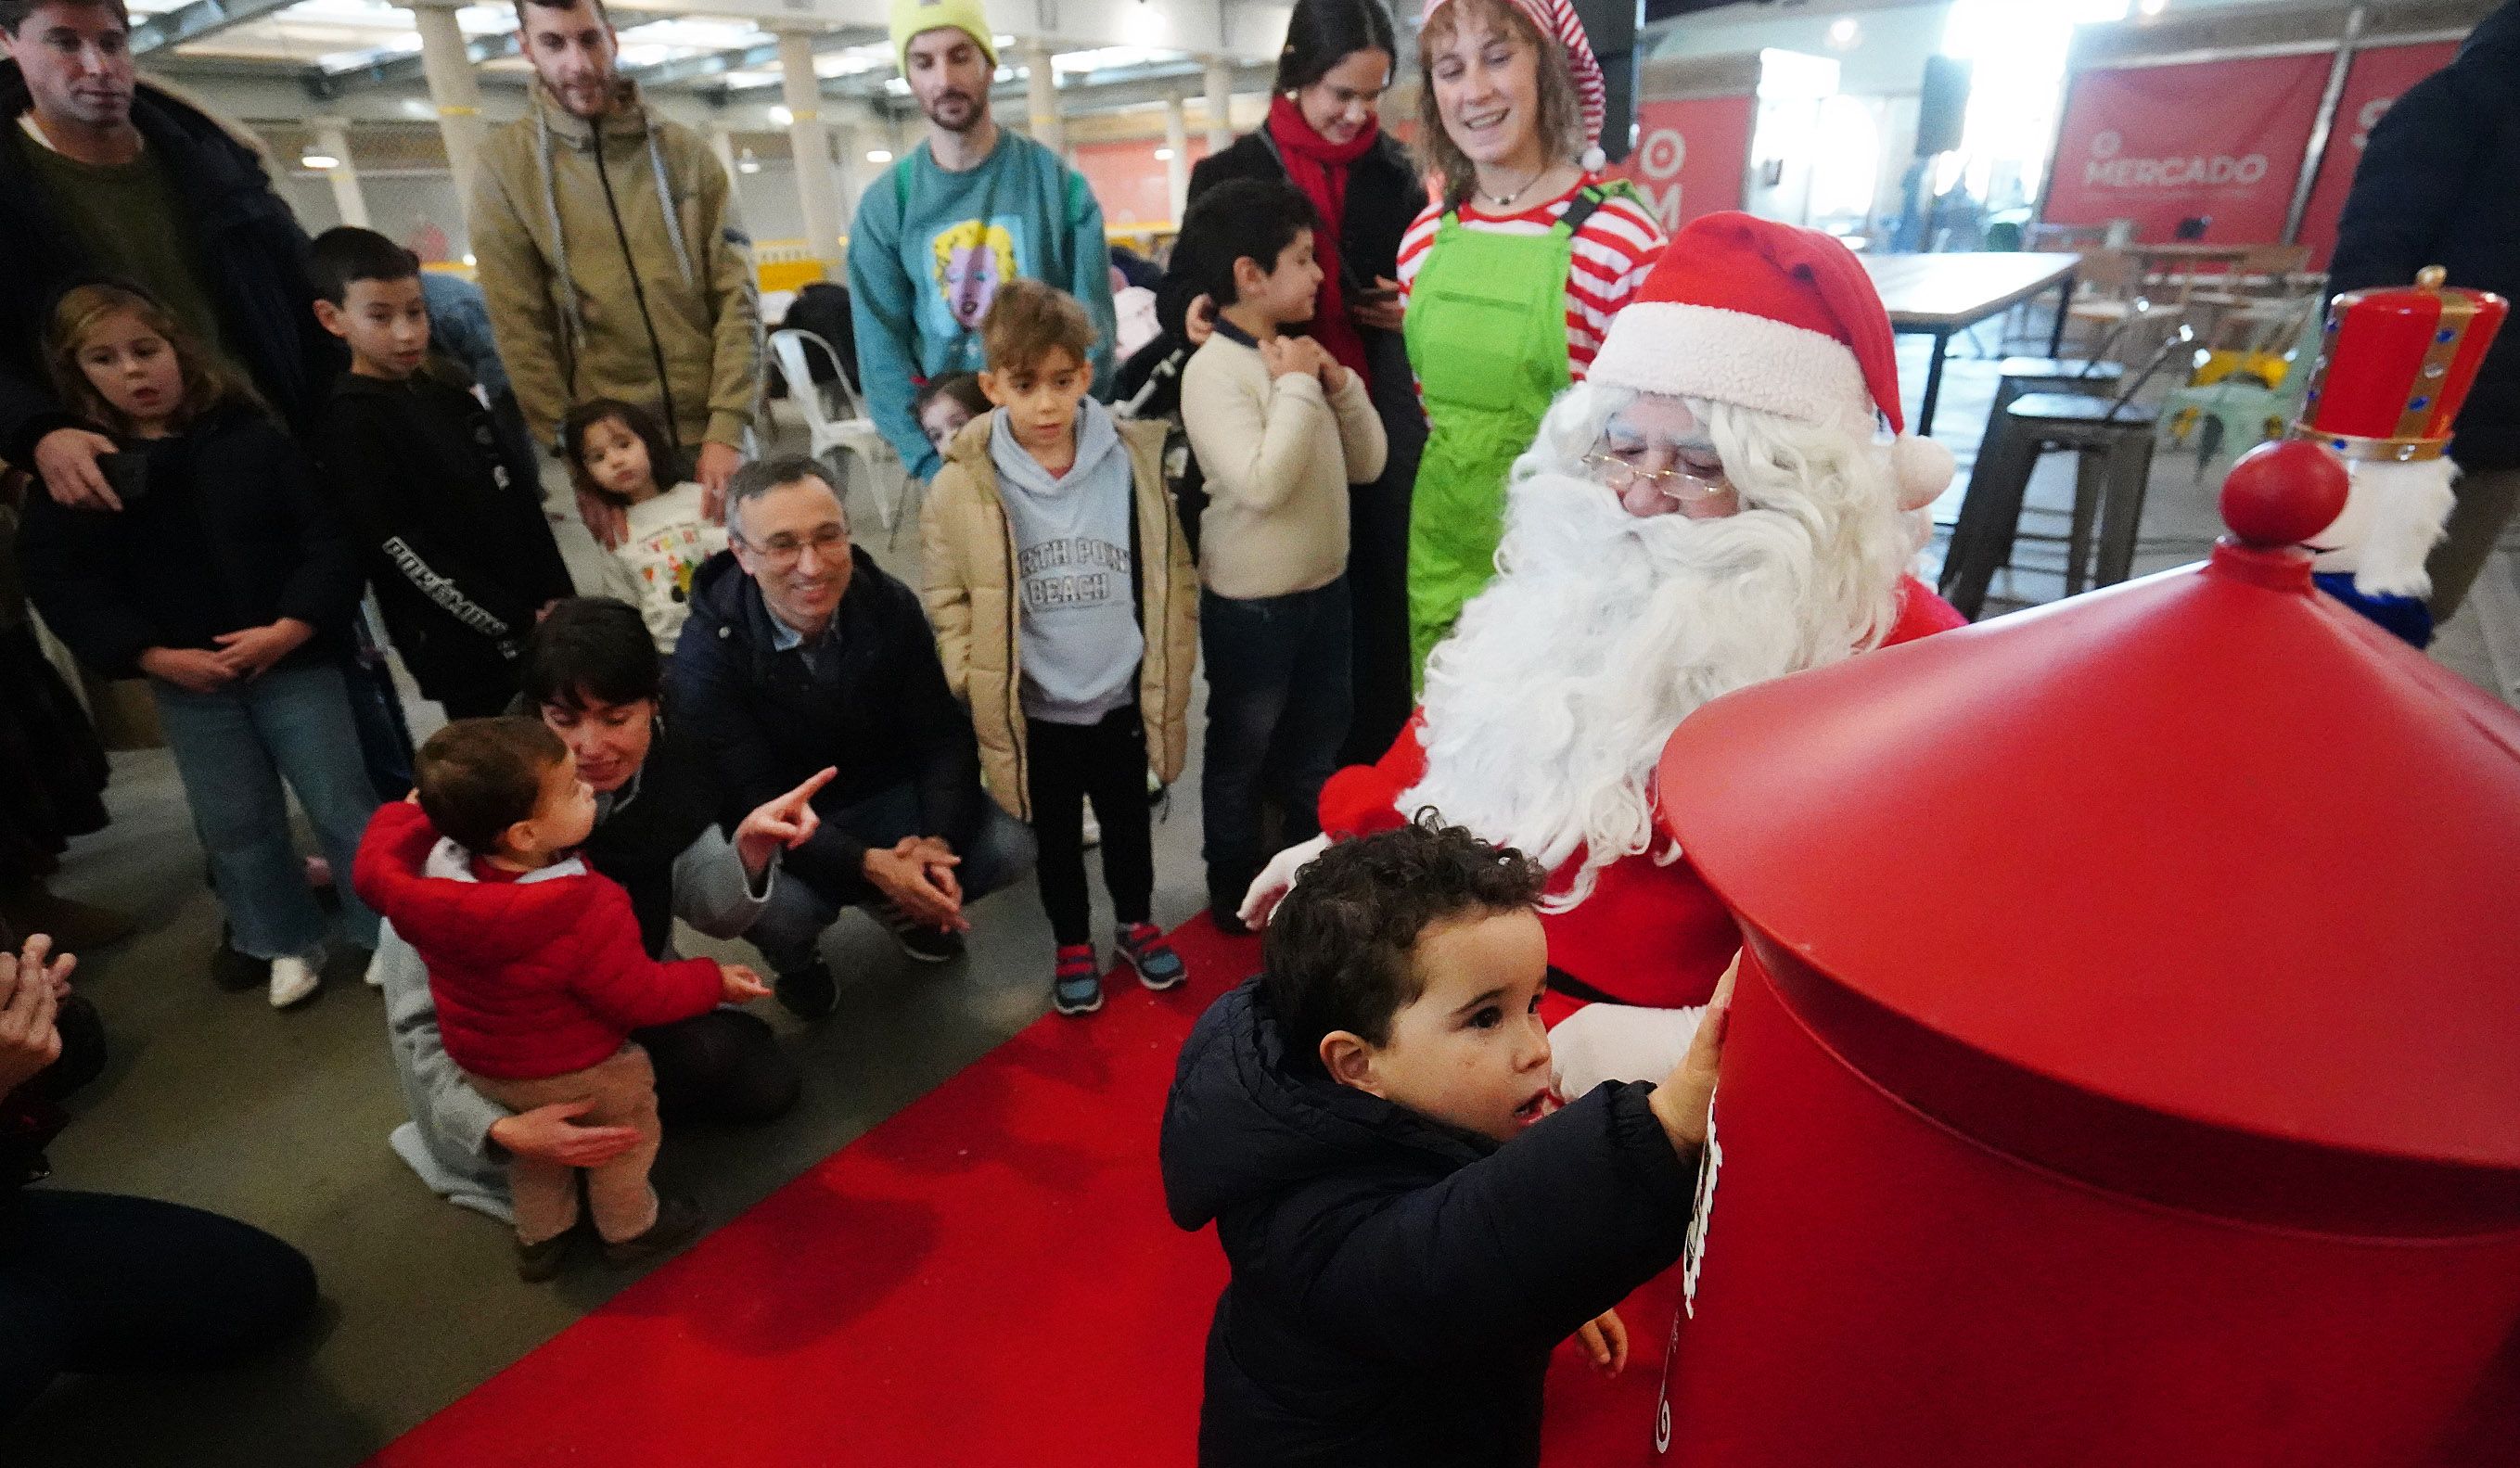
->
[[1241, 211, 1967, 1091]]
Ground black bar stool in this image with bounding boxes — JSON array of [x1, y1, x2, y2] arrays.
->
[[1939, 327, 2194, 619]]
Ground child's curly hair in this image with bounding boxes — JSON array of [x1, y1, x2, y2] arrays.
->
[[1261, 812, 1547, 1070]]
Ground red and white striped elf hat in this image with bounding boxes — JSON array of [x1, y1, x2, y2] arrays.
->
[[1422, 0, 1605, 162], [1588, 211, 1955, 510]]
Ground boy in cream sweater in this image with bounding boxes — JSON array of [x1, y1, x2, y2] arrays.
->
[[1176, 180, 1388, 931]]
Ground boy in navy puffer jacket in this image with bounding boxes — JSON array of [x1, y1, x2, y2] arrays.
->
[[1159, 817, 1733, 1466]]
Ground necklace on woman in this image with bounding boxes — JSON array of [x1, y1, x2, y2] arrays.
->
[[1480, 160, 1563, 210]]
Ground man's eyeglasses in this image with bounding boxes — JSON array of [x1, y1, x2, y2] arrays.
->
[[1580, 452, 1736, 513], [738, 525, 848, 568]]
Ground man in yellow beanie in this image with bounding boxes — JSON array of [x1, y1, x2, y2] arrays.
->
[[848, 0, 1119, 481]]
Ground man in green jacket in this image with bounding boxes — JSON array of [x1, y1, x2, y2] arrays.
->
[[847, 0, 1119, 481], [472, 0, 762, 541]]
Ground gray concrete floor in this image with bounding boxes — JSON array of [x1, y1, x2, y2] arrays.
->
[[11, 340, 2517, 1467]]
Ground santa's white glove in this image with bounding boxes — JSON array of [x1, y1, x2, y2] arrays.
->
[[1550, 1002, 1708, 1102], [1238, 834, 1335, 930]]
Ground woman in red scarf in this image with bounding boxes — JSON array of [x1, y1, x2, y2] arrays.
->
[[1160, 0, 1430, 774]]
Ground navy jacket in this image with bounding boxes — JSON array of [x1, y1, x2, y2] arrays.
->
[[19, 408, 361, 680], [0, 66, 340, 466], [2328, 1, 2520, 471], [1160, 980, 1697, 1468], [667, 548, 986, 904]]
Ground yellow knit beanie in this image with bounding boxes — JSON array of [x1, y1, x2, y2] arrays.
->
[[890, 0, 999, 75]]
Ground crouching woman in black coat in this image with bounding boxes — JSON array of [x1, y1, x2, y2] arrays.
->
[[1160, 820, 1732, 1468], [373, 599, 812, 1223]]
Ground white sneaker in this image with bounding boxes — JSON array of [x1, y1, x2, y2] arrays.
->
[[269, 952, 322, 1009]]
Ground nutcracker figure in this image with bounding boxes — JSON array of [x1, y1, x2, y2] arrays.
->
[[2297, 265, 2508, 645]]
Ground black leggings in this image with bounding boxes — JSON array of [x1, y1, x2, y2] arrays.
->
[[1023, 707, 1154, 948], [0, 1188, 317, 1425]]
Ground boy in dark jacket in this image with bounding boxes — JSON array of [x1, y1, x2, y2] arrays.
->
[[308, 227, 574, 719], [1159, 818, 1732, 1467]]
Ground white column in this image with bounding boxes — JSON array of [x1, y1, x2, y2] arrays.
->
[[832, 119, 865, 221], [1164, 95, 1190, 222], [1026, 40, 1063, 156], [313, 120, 371, 228], [408, 0, 485, 207], [1204, 57, 1234, 152], [777, 28, 846, 276]]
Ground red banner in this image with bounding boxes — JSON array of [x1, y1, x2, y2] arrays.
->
[[2041, 54, 2331, 242], [2293, 41, 2461, 268], [1071, 138, 1210, 229], [1603, 95, 1755, 235]]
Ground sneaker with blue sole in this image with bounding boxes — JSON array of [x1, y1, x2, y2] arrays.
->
[[1051, 943, 1103, 1016], [1115, 922, 1186, 991]]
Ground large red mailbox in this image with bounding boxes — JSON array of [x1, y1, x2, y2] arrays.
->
[[1648, 445, 2520, 1466]]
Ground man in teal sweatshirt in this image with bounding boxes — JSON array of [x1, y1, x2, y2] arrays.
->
[[848, 0, 1119, 480]]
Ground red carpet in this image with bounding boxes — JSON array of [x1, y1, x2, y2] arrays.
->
[[368, 915, 1671, 1467]]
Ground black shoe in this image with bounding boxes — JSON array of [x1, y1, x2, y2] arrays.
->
[[1209, 905, 1251, 938], [516, 1229, 574, 1283], [211, 931, 264, 992], [775, 959, 838, 1022], [874, 903, 965, 964], [603, 1193, 706, 1269]]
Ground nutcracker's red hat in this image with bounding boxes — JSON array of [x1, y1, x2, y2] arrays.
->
[[1587, 211, 1953, 510]]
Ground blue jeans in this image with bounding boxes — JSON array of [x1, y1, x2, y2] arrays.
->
[[150, 664, 382, 959], [1199, 578, 1353, 905], [746, 782, 1037, 973]]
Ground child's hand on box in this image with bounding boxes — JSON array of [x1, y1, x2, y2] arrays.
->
[[719, 963, 772, 1003], [1649, 952, 1738, 1154], [1572, 1308, 1629, 1376]]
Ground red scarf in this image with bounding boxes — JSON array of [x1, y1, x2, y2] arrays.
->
[[1267, 93, 1376, 378]]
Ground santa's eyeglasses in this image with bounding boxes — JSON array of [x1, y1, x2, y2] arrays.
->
[[1580, 453, 1739, 515]]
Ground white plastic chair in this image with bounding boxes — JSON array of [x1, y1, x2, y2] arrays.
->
[[770, 328, 908, 534]]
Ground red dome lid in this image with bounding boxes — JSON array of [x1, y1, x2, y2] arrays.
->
[[1657, 442, 2520, 1236]]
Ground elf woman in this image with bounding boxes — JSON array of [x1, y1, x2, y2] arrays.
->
[[1397, 0, 1665, 677]]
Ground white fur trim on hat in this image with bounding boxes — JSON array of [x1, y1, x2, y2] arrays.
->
[[1589, 302, 1872, 432], [1890, 433, 1954, 512]]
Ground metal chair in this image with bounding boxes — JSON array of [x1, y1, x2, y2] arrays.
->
[[1939, 326, 2194, 619], [768, 328, 908, 534]]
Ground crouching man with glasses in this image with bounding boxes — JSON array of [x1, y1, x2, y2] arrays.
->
[[669, 456, 1034, 1019]]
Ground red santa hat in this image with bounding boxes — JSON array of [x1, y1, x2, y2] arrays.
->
[[1587, 211, 1953, 511]]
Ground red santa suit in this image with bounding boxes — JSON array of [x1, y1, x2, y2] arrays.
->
[[1321, 577, 1961, 1027]]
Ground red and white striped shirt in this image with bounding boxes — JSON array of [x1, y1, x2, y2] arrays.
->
[[1394, 176, 1666, 380]]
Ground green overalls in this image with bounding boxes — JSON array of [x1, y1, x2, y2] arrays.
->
[[1401, 185, 1617, 682]]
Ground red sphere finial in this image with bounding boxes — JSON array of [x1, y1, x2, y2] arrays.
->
[[2220, 440, 2349, 547]]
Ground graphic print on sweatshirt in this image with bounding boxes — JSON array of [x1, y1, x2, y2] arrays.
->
[[1018, 533, 1131, 617], [925, 215, 1033, 344]]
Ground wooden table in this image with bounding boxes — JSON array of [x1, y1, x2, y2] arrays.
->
[[1860, 252, 2083, 437]]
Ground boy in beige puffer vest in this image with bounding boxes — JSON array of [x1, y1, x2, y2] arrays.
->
[[921, 282, 1198, 1017]]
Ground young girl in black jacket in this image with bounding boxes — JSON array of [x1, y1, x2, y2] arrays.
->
[[21, 283, 381, 1009]]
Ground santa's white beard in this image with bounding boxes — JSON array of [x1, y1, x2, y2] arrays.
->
[[1402, 453, 1905, 909]]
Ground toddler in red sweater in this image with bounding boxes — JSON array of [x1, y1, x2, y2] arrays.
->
[[354, 718, 771, 1278]]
